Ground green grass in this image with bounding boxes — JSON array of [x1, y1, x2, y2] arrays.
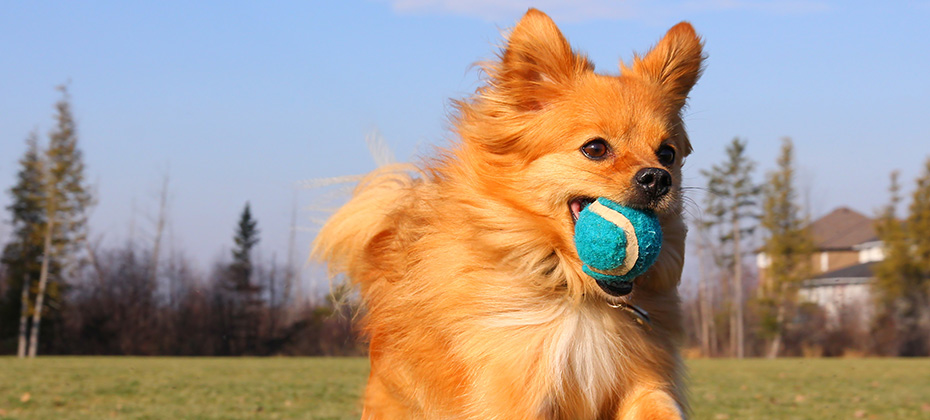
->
[[0, 357, 928, 419], [688, 358, 930, 419], [0, 357, 368, 420]]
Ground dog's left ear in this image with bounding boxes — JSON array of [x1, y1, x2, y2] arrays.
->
[[625, 22, 704, 112]]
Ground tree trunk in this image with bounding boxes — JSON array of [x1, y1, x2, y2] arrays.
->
[[732, 214, 744, 359], [285, 189, 297, 305], [768, 307, 785, 358], [768, 291, 788, 358], [17, 275, 31, 358], [269, 256, 278, 341], [697, 283, 709, 356], [697, 238, 714, 357], [29, 216, 54, 358]]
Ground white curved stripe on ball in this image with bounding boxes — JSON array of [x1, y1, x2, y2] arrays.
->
[[587, 200, 639, 277]]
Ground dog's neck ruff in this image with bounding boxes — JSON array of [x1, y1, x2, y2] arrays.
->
[[607, 300, 652, 330]]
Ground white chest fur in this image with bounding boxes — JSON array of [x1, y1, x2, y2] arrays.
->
[[541, 304, 625, 418]]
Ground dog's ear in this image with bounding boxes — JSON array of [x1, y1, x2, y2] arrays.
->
[[625, 22, 704, 111], [492, 9, 591, 111]]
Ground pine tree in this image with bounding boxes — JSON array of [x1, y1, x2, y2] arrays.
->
[[910, 158, 930, 278], [1, 131, 47, 357], [231, 202, 259, 286], [759, 137, 815, 358], [901, 159, 930, 355], [701, 138, 760, 358], [873, 171, 922, 355], [874, 172, 912, 302], [29, 85, 93, 357], [221, 202, 262, 354]]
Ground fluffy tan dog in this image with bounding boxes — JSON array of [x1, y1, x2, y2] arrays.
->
[[314, 8, 703, 419]]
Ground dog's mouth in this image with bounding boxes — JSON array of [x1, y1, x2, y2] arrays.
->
[[598, 280, 634, 297], [569, 197, 596, 223], [570, 196, 636, 298]]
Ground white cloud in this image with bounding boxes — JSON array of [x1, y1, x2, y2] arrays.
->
[[383, 0, 830, 22]]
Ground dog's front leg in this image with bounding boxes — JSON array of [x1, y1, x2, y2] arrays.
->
[[614, 386, 685, 420]]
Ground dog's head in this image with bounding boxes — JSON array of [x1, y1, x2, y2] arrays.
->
[[451, 9, 703, 299]]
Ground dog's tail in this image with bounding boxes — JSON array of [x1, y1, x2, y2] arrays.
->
[[312, 163, 420, 288]]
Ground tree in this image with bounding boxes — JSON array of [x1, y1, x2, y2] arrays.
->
[[873, 171, 920, 354], [693, 225, 718, 357], [904, 159, 930, 355], [758, 137, 814, 358], [701, 138, 760, 358], [219, 202, 263, 355], [875, 160, 930, 356], [29, 85, 93, 357], [150, 175, 169, 291], [1, 131, 47, 357], [909, 159, 930, 281], [231, 202, 259, 285]]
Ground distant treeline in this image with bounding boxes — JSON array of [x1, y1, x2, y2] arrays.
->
[[0, 86, 363, 357], [2, 88, 928, 358], [1, 233, 364, 356]]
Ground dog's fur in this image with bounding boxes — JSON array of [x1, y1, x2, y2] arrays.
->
[[314, 9, 703, 419]]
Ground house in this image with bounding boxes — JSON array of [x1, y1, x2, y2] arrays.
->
[[756, 207, 881, 327], [806, 207, 882, 273], [802, 261, 876, 328]]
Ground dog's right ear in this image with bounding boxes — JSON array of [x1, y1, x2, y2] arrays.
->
[[491, 9, 592, 111]]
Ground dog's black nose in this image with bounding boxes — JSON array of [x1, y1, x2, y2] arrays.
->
[[634, 168, 672, 200]]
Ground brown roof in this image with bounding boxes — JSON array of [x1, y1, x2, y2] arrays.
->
[[809, 207, 877, 250]]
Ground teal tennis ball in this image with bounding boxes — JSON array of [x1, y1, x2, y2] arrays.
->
[[574, 197, 663, 294]]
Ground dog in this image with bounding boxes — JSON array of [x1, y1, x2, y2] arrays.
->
[[314, 8, 703, 419]]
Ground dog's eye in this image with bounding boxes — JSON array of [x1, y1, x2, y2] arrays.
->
[[581, 139, 609, 160], [656, 145, 676, 166]]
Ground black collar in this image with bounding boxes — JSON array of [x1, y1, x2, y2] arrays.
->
[[608, 300, 652, 330]]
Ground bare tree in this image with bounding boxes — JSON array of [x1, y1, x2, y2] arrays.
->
[[284, 189, 298, 307], [150, 175, 169, 289]]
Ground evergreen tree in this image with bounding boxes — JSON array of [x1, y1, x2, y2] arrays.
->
[[29, 85, 93, 357], [758, 137, 815, 358], [901, 159, 930, 355], [874, 171, 913, 302], [220, 202, 262, 355], [1, 131, 47, 356], [873, 171, 922, 355], [910, 158, 930, 278], [230, 202, 259, 286], [701, 137, 760, 358]]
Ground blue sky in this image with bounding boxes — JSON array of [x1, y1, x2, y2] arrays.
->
[[2, 1, 929, 289]]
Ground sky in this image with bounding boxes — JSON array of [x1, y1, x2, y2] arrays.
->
[[2, 1, 929, 293]]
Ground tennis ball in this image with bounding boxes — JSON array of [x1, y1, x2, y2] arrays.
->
[[573, 198, 663, 292]]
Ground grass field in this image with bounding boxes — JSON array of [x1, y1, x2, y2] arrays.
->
[[1, 357, 929, 419]]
